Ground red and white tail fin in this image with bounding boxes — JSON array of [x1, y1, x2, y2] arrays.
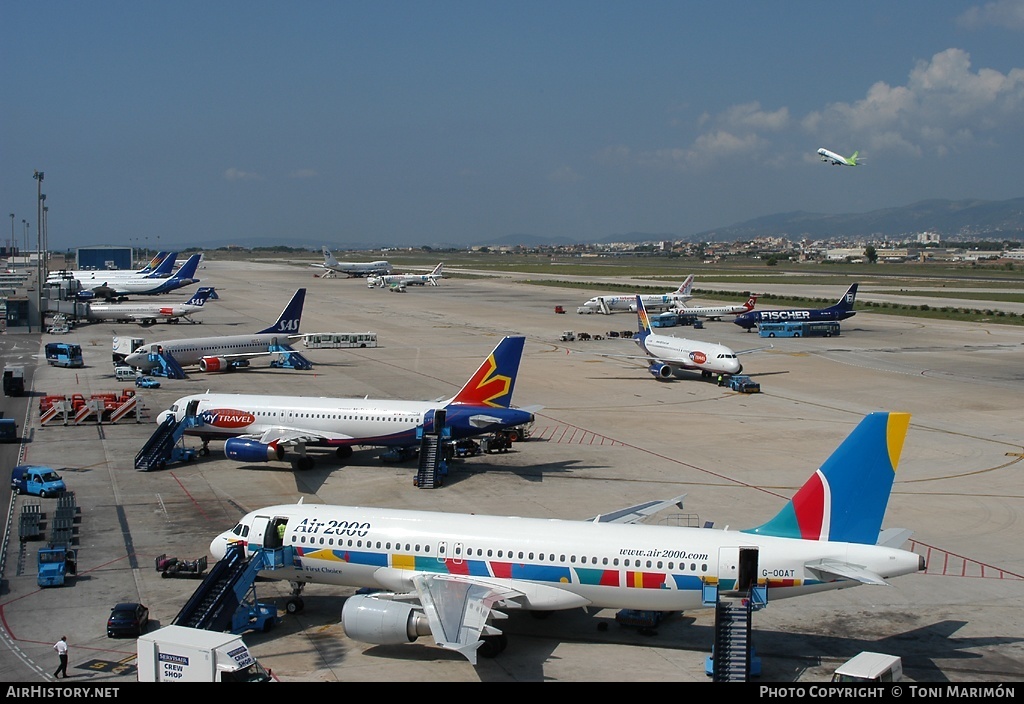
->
[[743, 295, 757, 311]]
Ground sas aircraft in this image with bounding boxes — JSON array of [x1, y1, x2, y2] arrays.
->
[[733, 284, 858, 331], [676, 294, 757, 321], [210, 411, 924, 664], [578, 274, 694, 314], [156, 335, 535, 470], [124, 287, 308, 373], [84, 286, 215, 325], [367, 263, 443, 288], [817, 147, 862, 166], [312, 247, 391, 278]]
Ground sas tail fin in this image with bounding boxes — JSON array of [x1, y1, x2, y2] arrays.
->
[[744, 412, 910, 544], [447, 336, 526, 408], [257, 288, 305, 335], [184, 287, 214, 307]]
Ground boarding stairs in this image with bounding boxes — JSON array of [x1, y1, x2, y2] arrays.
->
[[134, 414, 202, 471], [268, 344, 314, 370], [173, 542, 282, 634], [702, 578, 766, 681], [145, 349, 187, 379], [414, 414, 451, 489]]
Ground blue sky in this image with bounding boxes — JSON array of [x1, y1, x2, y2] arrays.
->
[[3, 1, 1024, 252]]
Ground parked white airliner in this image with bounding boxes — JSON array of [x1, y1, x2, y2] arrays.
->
[[578, 274, 694, 314], [675, 294, 757, 321], [124, 288, 307, 373], [367, 263, 443, 288], [210, 411, 924, 664], [47, 251, 178, 283], [84, 286, 214, 325], [311, 247, 391, 278]]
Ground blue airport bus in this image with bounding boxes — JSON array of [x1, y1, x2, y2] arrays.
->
[[758, 321, 840, 338], [45, 342, 84, 368]]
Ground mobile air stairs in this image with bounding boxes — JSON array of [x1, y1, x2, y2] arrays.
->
[[702, 572, 766, 682], [172, 542, 280, 635], [413, 409, 451, 489], [144, 349, 188, 379], [134, 413, 202, 471], [268, 343, 314, 370]]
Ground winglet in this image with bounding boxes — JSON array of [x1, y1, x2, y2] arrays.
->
[[743, 412, 910, 544]]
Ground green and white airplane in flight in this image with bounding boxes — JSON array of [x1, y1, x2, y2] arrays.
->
[[817, 147, 863, 166]]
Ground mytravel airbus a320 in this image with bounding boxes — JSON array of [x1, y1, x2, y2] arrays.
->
[[157, 335, 535, 470], [210, 411, 924, 664]]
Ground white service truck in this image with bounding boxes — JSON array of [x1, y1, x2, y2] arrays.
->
[[137, 625, 274, 682]]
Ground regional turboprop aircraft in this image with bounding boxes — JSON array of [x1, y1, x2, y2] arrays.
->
[[312, 246, 391, 278], [157, 335, 535, 470], [124, 287, 307, 373], [209, 411, 925, 664], [817, 147, 863, 166], [733, 284, 858, 331], [675, 294, 757, 321], [578, 274, 694, 314]]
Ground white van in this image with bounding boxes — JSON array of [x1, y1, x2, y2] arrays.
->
[[114, 366, 138, 382], [831, 652, 903, 682]]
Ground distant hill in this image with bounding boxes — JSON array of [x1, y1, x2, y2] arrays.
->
[[691, 197, 1024, 243]]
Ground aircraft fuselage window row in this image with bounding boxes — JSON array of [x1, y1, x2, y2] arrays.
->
[[287, 532, 710, 574]]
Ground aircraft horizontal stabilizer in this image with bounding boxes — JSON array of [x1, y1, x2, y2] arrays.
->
[[589, 495, 687, 524], [804, 558, 890, 586], [877, 527, 914, 549], [468, 414, 505, 428]]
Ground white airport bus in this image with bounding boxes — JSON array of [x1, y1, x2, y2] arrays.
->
[[302, 332, 378, 349]]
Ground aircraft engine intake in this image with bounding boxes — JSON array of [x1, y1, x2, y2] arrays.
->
[[648, 363, 674, 379], [224, 438, 285, 462], [341, 594, 432, 646], [199, 356, 229, 372]]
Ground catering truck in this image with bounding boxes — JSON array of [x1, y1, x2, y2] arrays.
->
[[137, 625, 274, 682]]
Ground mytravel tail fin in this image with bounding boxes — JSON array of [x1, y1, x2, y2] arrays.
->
[[447, 336, 526, 408], [744, 412, 910, 544]]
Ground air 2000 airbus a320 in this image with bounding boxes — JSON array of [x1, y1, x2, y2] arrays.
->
[[156, 335, 535, 469], [209, 411, 925, 664]]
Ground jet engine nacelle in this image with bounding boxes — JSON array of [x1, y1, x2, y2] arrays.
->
[[648, 363, 674, 379], [224, 438, 285, 462], [341, 594, 432, 646], [199, 356, 228, 372]]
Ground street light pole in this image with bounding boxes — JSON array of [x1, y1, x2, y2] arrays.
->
[[23, 220, 28, 262], [34, 170, 45, 330], [8, 213, 13, 255]]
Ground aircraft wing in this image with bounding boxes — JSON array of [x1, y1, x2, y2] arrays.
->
[[410, 573, 521, 664], [736, 344, 773, 355], [588, 495, 687, 524], [804, 558, 890, 586]]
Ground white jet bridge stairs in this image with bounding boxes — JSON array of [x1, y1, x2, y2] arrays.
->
[[172, 542, 284, 635]]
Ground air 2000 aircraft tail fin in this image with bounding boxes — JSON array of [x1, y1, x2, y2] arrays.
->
[[635, 295, 653, 343], [257, 288, 306, 335], [447, 336, 526, 408], [744, 412, 910, 544]]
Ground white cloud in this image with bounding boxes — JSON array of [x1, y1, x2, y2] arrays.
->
[[223, 168, 262, 181], [546, 165, 581, 183], [288, 169, 318, 179], [801, 48, 1024, 157], [957, 0, 1024, 30]]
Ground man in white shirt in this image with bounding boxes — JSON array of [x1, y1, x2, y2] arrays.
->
[[53, 636, 69, 678]]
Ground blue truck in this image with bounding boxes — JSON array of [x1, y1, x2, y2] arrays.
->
[[38, 545, 77, 587], [0, 413, 17, 442], [11, 465, 67, 498]]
